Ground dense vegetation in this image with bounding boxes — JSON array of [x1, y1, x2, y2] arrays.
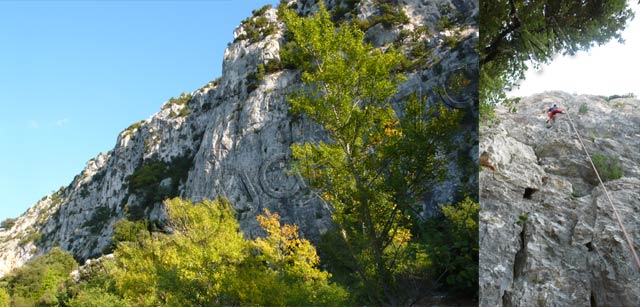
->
[[281, 2, 477, 304], [591, 153, 624, 182], [125, 155, 193, 220], [0, 248, 77, 307], [480, 0, 634, 120], [0, 198, 346, 307], [0, 1, 478, 306]]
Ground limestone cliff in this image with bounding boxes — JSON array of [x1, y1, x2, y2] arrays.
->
[[0, 0, 478, 277], [480, 92, 640, 306]]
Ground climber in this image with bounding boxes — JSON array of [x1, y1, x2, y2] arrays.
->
[[545, 104, 565, 123]]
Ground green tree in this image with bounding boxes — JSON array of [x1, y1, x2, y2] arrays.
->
[[424, 197, 479, 296], [65, 253, 127, 307], [2, 248, 78, 307], [228, 210, 347, 306], [480, 0, 633, 119], [111, 198, 246, 306], [281, 2, 464, 304], [66, 287, 126, 307], [0, 287, 9, 307], [111, 197, 345, 306]]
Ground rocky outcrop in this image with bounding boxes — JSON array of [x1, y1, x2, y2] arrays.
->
[[480, 91, 640, 306], [0, 0, 478, 277]]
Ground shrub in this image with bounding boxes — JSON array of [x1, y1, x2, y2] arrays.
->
[[252, 4, 272, 17], [84, 206, 113, 235], [111, 198, 347, 307], [123, 121, 145, 138], [264, 58, 282, 73], [579, 103, 588, 114], [125, 155, 193, 220], [373, 3, 410, 29], [606, 93, 636, 101], [246, 59, 282, 93], [163, 93, 192, 118], [18, 229, 42, 246], [424, 197, 479, 296], [2, 248, 78, 306], [51, 187, 65, 206], [112, 219, 149, 245], [177, 106, 190, 117], [1, 218, 16, 229], [0, 288, 8, 306], [246, 64, 266, 93], [235, 6, 277, 44], [198, 76, 221, 93], [67, 287, 127, 307], [591, 153, 623, 181], [92, 170, 107, 183]]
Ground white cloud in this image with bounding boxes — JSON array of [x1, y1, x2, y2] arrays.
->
[[509, 3, 640, 97], [55, 118, 70, 127], [28, 120, 39, 129]]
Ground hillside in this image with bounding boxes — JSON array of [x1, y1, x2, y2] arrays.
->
[[0, 0, 478, 281], [480, 92, 640, 306]]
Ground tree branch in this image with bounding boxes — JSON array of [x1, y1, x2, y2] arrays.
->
[[481, 0, 521, 65]]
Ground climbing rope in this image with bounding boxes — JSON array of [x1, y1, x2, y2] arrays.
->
[[565, 111, 640, 272]]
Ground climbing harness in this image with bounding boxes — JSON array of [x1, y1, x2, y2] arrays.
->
[[565, 111, 640, 272]]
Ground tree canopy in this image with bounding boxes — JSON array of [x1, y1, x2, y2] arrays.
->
[[0, 198, 346, 307], [280, 1, 475, 304], [480, 0, 634, 118]]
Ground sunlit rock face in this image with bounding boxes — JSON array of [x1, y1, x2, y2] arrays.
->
[[0, 0, 478, 277], [480, 91, 640, 306]]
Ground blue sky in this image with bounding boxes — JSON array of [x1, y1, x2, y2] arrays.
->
[[0, 0, 277, 222]]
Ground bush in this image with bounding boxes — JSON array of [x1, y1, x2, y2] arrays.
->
[[84, 206, 113, 235], [579, 103, 588, 114], [51, 187, 65, 206], [123, 121, 145, 138], [246, 64, 266, 93], [125, 155, 193, 220], [606, 93, 636, 101], [163, 93, 192, 118], [1, 218, 16, 229], [67, 287, 127, 307], [591, 153, 623, 181], [18, 230, 42, 247], [246, 59, 282, 93], [0, 287, 9, 307], [111, 198, 347, 307], [424, 197, 479, 296], [329, 0, 359, 22], [252, 4, 272, 17], [373, 3, 410, 29], [235, 6, 277, 44], [2, 248, 78, 306]]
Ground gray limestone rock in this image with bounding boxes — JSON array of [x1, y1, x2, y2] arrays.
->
[[0, 0, 478, 278], [480, 91, 640, 306]]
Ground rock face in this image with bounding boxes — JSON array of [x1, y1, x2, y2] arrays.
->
[[480, 92, 640, 306], [0, 0, 478, 277]]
